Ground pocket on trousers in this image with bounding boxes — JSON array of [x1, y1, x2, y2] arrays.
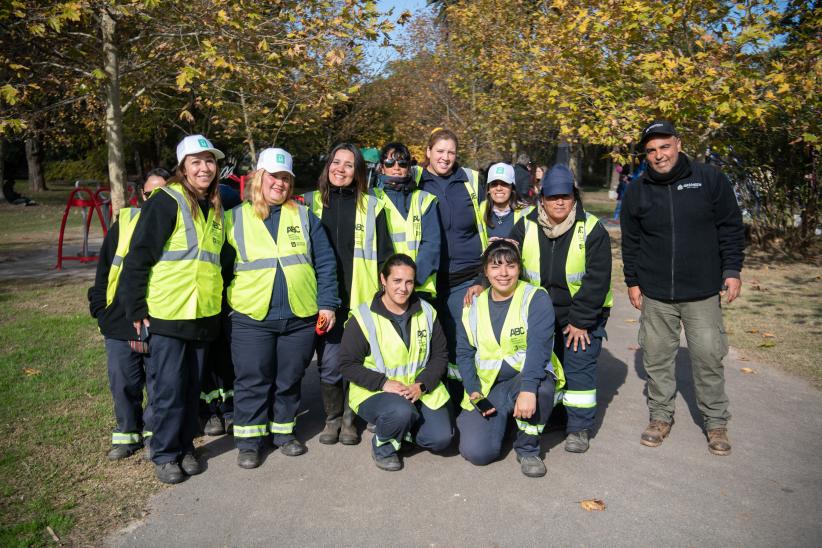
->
[[715, 318, 729, 360]]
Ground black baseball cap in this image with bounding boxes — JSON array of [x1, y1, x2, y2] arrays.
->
[[639, 120, 678, 147]]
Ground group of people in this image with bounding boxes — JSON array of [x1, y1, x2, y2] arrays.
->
[[89, 120, 745, 484]]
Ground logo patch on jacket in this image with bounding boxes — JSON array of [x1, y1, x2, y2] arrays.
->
[[676, 182, 702, 190]]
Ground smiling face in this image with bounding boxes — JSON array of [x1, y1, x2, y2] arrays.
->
[[382, 149, 410, 178], [425, 138, 457, 176], [328, 149, 356, 188], [485, 258, 520, 298], [261, 170, 293, 205], [181, 151, 217, 196], [534, 166, 545, 181], [644, 135, 681, 175], [488, 181, 513, 207], [541, 194, 574, 225], [380, 264, 415, 309]]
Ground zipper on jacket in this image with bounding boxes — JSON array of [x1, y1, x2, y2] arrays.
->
[[668, 184, 675, 300], [548, 239, 556, 288]]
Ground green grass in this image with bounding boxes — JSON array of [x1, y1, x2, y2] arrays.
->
[[580, 186, 616, 219], [0, 281, 157, 546]]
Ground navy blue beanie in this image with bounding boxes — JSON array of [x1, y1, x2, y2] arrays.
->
[[540, 165, 575, 197]]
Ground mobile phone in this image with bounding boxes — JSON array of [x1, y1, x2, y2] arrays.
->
[[130, 324, 150, 354], [471, 397, 495, 416]]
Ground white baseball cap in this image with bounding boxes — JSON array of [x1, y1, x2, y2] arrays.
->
[[487, 162, 515, 186], [176, 134, 225, 164], [256, 147, 294, 177]]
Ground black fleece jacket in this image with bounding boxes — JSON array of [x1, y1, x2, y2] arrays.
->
[[510, 201, 612, 329], [314, 186, 393, 310], [339, 293, 449, 392], [620, 154, 745, 302], [119, 191, 221, 341], [88, 220, 137, 340]]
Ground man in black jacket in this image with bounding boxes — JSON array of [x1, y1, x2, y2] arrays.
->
[[621, 120, 744, 456]]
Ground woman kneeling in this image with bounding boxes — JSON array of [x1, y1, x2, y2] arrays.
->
[[456, 240, 563, 478], [340, 254, 453, 471]]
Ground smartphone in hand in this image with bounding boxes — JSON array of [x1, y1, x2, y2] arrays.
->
[[471, 396, 495, 417]]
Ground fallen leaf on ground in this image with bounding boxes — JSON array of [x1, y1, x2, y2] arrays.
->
[[746, 328, 759, 333], [761, 332, 775, 338], [23, 367, 40, 376], [627, 345, 640, 351], [580, 499, 606, 511], [759, 340, 776, 348], [625, 319, 638, 323], [740, 367, 757, 374]]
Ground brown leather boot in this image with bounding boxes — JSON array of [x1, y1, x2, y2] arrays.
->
[[707, 427, 731, 456], [640, 419, 673, 447]]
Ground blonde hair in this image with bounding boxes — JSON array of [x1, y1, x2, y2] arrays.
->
[[248, 169, 294, 219]]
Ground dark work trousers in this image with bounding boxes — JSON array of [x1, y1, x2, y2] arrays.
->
[[105, 338, 151, 448], [143, 334, 206, 465], [458, 375, 554, 464], [315, 309, 347, 385], [231, 316, 316, 450], [357, 392, 453, 458], [200, 313, 235, 421], [553, 318, 607, 433], [435, 278, 475, 405]]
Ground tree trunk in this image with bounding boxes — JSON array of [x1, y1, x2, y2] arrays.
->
[[0, 139, 4, 189], [25, 137, 46, 192], [240, 89, 257, 164], [101, 7, 127, 215]]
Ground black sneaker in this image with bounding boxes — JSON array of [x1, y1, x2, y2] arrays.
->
[[180, 452, 202, 475], [516, 454, 547, 478], [107, 445, 138, 461], [372, 452, 402, 472], [155, 462, 185, 484], [237, 449, 261, 469]]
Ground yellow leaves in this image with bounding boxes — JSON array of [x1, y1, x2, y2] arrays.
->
[[0, 84, 19, 105], [257, 39, 268, 52], [22, 367, 40, 377], [179, 109, 194, 123], [325, 49, 345, 66], [176, 67, 198, 90], [740, 367, 757, 374], [580, 499, 606, 511]]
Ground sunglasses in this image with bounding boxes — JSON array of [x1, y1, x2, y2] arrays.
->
[[382, 158, 410, 168]]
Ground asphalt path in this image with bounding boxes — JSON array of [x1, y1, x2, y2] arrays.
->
[[107, 291, 822, 547]]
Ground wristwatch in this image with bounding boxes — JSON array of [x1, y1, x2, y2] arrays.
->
[[418, 383, 428, 394]]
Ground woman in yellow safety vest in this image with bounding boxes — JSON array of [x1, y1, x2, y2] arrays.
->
[[456, 239, 564, 478], [223, 148, 339, 469], [339, 254, 452, 471], [120, 135, 225, 485], [510, 165, 612, 454], [302, 143, 393, 446]]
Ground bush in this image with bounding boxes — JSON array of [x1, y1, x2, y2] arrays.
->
[[44, 149, 108, 183]]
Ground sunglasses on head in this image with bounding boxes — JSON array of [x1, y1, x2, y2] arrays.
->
[[382, 158, 410, 168]]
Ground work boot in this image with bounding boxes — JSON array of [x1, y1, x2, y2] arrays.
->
[[279, 439, 307, 457], [180, 451, 202, 475], [203, 415, 225, 436], [372, 452, 402, 472], [107, 445, 138, 461], [339, 401, 360, 446], [517, 454, 547, 478], [319, 382, 344, 445], [366, 423, 376, 433], [640, 419, 673, 447], [155, 462, 185, 484], [707, 427, 732, 456], [237, 449, 261, 469], [564, 430, 590, 453]]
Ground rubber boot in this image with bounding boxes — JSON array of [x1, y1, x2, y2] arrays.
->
[[319, 382, 344, 445], [339, 399, 360, 445]]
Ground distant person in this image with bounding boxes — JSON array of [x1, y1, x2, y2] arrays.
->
[[512, 153, 531, 200], [339, 254, 452, 471], [2, 177, 37, 206], [529, 165, 547, 203], [621, 120, 745, 456], [613, 165, 629, 220], [88, 168, 169, 462]]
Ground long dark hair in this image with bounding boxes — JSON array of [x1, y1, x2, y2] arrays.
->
[[484, 181, 520, 228], [317, 143, 368, 208], [171, 157, 222, 220]]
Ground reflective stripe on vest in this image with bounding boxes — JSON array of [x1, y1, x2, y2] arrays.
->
[[302, 190, 381, 310], [462, 168, 489, 251], [460, 281, 565, 411], [373, 187, 438, 296], [106, 207, 141, 306], [348, 299, 450, 413], [521, 211, 613, 308], [226, 201, 317, 320], [145, 183, 224, 320]]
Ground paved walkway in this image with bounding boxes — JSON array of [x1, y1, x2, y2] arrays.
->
[[107, 292, 822, 547]]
